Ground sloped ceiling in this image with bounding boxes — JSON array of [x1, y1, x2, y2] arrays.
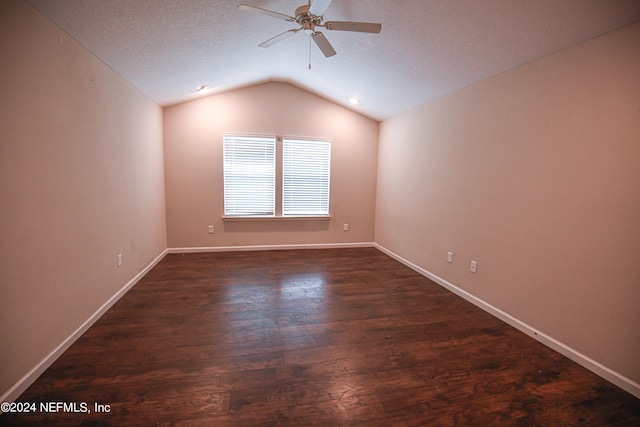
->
[[26, 0, 640, 120]]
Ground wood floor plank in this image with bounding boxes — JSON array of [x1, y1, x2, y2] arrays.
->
[[1, 248, 638, 426]]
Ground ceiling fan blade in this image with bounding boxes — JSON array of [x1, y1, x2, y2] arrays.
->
[[324, 21, 382, 33], [259, 28, 301, 48], [309, 0, 332, 16], [238, 4, 295, 22], [311, 31, 336, 57]]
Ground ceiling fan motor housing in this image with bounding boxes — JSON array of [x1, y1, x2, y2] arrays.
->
[[295, 5, 322, 27]]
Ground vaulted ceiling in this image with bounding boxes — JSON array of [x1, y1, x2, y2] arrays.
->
[[26, 0, 640, 120]]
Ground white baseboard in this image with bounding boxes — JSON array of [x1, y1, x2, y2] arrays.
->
[[0, 249, 168, 405], [374, 244, 640, 399], [167, 242, 376, 254]]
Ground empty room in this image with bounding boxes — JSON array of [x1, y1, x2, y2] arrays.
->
[[1, 0, 639, 425]]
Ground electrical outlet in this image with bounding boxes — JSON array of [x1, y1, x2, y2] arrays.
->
[[117, 254, 123, 267], [470, 260, 477, 273], [447, 252, 453, 263], [208, 225, 214, 234]]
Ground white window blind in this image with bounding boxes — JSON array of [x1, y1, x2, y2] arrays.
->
[[223, 135, 275, 216], [283, 138, 331, 216]]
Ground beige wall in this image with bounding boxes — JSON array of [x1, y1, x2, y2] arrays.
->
[[376, 22, 640, 384], [164, 81, 378, 248], [0, 0, 167, 397]]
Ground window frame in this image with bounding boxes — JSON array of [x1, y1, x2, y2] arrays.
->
[[222, 134, 332, 220]]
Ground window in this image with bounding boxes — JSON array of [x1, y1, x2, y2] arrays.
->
[[223, 135, 275, 216], [283, 138, 331, 216], [223, 135, 331, 217]]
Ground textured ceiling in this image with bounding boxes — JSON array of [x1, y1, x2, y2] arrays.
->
[[26, 0, 640, 120]]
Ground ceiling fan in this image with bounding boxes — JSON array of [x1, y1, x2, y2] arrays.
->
[[238, 0, 382, 58]]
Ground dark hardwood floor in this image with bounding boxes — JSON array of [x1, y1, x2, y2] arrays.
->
[[2, 248, 639, 426]]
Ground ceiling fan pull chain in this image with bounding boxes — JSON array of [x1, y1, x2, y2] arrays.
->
[[308, 35, 312, 70]]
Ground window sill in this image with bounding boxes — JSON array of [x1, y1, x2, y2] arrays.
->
[[223, 215, 331, 222]]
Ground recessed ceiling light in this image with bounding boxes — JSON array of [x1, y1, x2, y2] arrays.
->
[[349, 97, 360, 105]]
